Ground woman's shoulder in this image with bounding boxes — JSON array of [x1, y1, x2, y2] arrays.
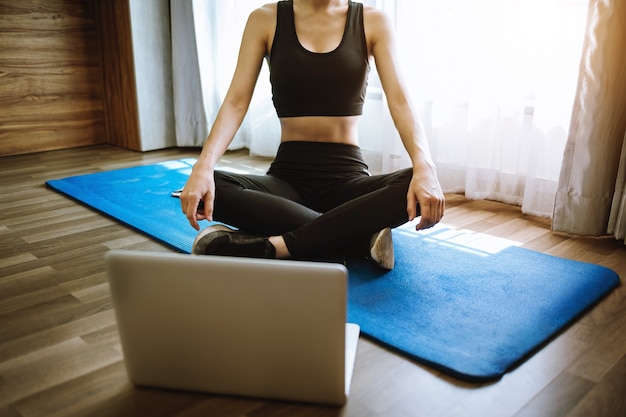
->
[[363, 5, 393, 29], [244, 2, 278, 50], [362, 5, 394, 50], [249, 2, 278, 22]]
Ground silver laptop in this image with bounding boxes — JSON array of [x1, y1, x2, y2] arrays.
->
[[105, 250, 360, 406]]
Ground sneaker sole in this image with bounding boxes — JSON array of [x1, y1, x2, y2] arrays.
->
[[370, 227, 394, 270]]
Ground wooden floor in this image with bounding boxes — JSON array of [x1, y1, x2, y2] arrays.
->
[[1, 145, 625, 417]]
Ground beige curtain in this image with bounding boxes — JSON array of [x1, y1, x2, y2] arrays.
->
[[608, 132, 626, 242], [552, 0, 626, 243]]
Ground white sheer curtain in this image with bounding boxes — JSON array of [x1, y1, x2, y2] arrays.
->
[[382, 0, 589, 217], [171, 0, 589, 217], [171, 0, 280, 155]]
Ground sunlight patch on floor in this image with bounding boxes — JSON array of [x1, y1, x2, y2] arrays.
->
[[397, 221, 522, 256]]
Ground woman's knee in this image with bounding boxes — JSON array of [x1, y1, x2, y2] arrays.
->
[[214, 171, 247, 191], [386, 168, 413, 195]]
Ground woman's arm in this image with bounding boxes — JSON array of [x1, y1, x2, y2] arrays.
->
[[366, 8, 445, 230], [181, 6, 274, 230]]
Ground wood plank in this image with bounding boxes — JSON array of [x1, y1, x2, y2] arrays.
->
[[0, 309, 116, 363], [10, 361, 132, 417], [0, 337, 122, 406], [0, 283, 68, 316], [565, 353, 626, 417], [512, 371, 594, 417]]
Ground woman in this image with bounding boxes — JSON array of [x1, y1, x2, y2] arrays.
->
[[180, 0, 444, 269]]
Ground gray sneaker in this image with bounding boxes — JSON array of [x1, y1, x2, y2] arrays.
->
[[369, 227, 394, 270]]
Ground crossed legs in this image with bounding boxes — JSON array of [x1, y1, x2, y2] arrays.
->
[[193, 167, 413, 267]]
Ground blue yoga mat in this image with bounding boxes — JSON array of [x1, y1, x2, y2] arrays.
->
[[46, 160, 620, 382]]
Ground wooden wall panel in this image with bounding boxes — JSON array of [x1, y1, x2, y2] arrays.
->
[[0, 0, 106, 157]]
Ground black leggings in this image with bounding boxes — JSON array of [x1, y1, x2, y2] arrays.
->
[[213, 141, 415, 259]]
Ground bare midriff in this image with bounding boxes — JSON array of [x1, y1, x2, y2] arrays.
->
[[279, 115, 361, 146]]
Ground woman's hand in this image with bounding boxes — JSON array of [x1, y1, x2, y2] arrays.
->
[[180, 168, 215, 231], [407, 165, 445, 230]]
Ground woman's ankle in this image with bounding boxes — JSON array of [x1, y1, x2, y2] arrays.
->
[[269, 236, 291, 259]]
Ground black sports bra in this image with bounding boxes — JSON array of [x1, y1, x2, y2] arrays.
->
[[268, 0, 370, 118]]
